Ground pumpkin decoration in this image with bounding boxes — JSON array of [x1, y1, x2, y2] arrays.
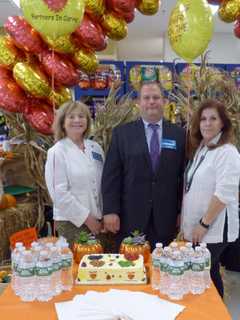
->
[[72, 231, 103, 264], [119, 230, 151, 263], [0, 193, 17, 210], [0, 270, 11, 283]]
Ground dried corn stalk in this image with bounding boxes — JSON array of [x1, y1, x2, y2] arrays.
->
[[2, 111, 53, 230], [170, 53, 240, 148], [93, 83, 139, 152]]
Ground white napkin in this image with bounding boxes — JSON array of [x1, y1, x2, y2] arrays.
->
[[55, 290, 185, 320], [55, 299, 123, 320]]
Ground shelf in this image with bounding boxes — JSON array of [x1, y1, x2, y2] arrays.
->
[[74, 60, 125, 99]]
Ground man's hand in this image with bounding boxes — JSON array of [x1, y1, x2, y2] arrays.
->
[[192, 224, 208, 245], [84, 214, 102, 235], [103, 213, 120, 234]]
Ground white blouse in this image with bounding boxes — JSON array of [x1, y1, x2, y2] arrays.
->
[[181, 140, 240, 243], [45, 137, 104, 228]]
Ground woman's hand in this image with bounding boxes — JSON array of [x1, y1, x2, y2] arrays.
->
[[84, 214, 102, 235], [192, 224, 208, 245]]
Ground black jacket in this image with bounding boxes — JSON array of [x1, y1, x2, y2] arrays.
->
[[102, 118, 185, 240]]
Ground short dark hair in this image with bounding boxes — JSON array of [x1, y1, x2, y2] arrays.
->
[[138, 80, 164, 97], [188, 99, 233, 158]]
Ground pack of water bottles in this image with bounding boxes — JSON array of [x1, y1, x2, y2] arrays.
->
[[151, 241, 211, 300], [11, 237, 73, 302]]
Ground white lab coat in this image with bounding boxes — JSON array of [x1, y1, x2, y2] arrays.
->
[[181, 137, 240, 243], [45, 137, 104, 228]]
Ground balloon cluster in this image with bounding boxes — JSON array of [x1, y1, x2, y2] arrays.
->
[[207, 0, 240, 39], [0, 0, 160, 135]]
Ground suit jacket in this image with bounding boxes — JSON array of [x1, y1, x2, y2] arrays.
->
[[102, 118, 185, 240]]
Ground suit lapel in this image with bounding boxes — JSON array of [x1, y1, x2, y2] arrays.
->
[[135, 119, 153, 173]]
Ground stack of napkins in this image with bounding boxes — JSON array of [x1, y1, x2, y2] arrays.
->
[[55, 289, 185, 320]]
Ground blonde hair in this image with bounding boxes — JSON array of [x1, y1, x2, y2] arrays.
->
[[53, 100, 92, 142]]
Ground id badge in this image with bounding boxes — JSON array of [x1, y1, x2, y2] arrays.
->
[[161, 139, 177, 150], [92, 151, 103, 162]]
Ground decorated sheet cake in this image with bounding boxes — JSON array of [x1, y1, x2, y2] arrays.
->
[[77, 254, 147, 284]]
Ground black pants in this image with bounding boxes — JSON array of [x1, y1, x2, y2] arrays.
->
[[207, 216, 231, 298], [144, 213, 174, 250], [207, 242, 229, 298]]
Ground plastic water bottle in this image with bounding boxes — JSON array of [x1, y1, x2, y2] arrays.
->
[[167, 251, 184, 300], [13, 246, 26, 296], [200, 243, 211, 288], [61, 243, 73, 291], [36, 250, 53, 301], [11, 242, 24, 292], [191, 246, 205, 295], [170, 241, 178, 252], [180, 246, 190, 295], [50, 246, 62, 295], [184, 243, 195, 293], [151, 243, 163, 290], [31, 244, 41, 264], [18, 250, 36, 301], [159, 246, 171, 295]]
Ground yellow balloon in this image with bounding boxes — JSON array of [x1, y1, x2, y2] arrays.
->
[[13, 62, 51, 98], [0, 36, 23, 69], [137, 0, 160, 16], [73, 49, 99, 74], [85, 0, 105, 18], [49, 87, 72, 107], [218, 0, 240, 23], [168, 0, 214, 62], [101, 13, 128, 40], [43, 34, 77, 54], [20, 0, 85, 38]]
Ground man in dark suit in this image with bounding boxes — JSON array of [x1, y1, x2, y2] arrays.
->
[[102, 81, 185, 249]]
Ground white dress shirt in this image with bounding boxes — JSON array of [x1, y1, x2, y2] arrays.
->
[[142, 118, 163, 153], [182, 135, 240, 243], [45, 137, 104, 228]]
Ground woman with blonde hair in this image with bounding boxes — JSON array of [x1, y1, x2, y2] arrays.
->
[[45, 101, 104, 246], [181, 99, 240, 297]]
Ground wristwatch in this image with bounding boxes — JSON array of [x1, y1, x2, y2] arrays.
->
[[199, 218, 210, 229]]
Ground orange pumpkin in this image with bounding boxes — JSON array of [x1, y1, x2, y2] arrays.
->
[[72, 242, 103, 264], [72, 231, 103, 264], [119, 241, 151, 263], [0, 194, 16, 209], [119, 231, 151, 263]]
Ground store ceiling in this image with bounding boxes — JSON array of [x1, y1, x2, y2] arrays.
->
[[0, 0, 233, 36], [129, 0, 233, 38]]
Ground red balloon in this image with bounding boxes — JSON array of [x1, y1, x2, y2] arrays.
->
[[234, 20, 240, 38], [0, 75, 27, 113], [120, 9, 135, 23], [106, 0, 136, 13], [73, 14, 107, 52], [0, 67, 12, 79], [24, 102, 54, 135], [40, 50, 79, 86], [4, 16, 46, 54]]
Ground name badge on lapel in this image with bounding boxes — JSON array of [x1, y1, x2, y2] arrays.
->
[[92, 151, 103, 162], [161, 139, 177, 150]]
